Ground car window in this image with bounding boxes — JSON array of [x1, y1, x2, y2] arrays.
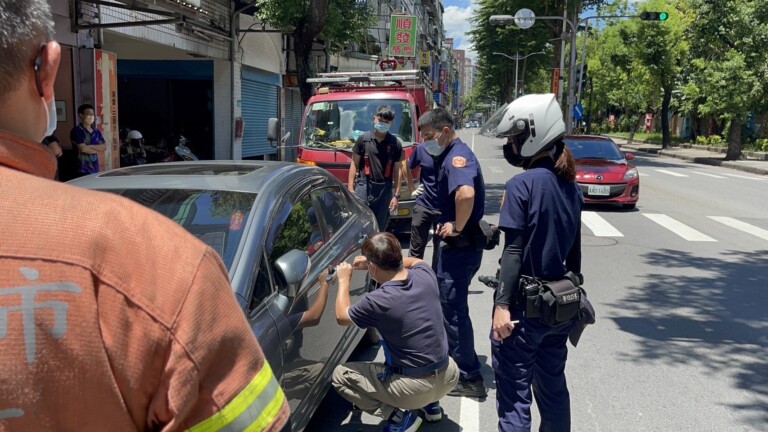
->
[[313, 187, 351, 242], [104, 188, 256, 271], [270, 194, 317, 265], [250, 253, 274, 311], [567, 140, 624, 160]]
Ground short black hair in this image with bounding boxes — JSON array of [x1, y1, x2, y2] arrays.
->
[[0, 0, 54, 100], [375, 105, 395, 122], [361, 232, 403, 271], [78, 104, 95, 115], [418, 107, 454, 131]]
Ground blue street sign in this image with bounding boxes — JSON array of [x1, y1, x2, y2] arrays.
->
[[573, 103, 584, 121]]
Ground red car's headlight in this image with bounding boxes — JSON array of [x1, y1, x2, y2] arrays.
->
[[623, 167, 639, 180]]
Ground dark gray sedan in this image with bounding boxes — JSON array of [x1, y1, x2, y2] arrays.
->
[[69, 161, 376, 432]]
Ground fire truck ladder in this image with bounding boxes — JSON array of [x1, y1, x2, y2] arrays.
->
[[306, 69, 431, 87]]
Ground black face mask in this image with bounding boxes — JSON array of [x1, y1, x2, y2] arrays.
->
[[503, 142, 525, 167]]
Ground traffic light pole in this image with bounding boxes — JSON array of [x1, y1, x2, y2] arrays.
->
[[576, 26, 589, 106]]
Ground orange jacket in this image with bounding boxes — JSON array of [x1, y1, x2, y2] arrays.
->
[[0, 131, 288, 431]]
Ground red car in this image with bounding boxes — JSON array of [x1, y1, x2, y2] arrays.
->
[[564, 135, 639, 209]]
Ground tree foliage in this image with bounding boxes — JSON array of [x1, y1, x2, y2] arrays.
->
[[256, 0, 375, 104]]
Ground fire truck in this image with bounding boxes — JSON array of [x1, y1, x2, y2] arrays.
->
[[295, 69, 434, 233]]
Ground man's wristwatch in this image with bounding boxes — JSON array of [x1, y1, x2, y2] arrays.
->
[[394, 194, 400, 199], [452, 222, 462, 234]]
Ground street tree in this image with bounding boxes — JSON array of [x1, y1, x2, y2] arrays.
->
[[679, 0, 768, 159], [256, 0, 375, 104]]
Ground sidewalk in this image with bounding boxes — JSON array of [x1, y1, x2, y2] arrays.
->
[[604, 135, 768, 176]]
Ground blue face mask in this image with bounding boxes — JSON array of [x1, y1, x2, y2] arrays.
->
[[374, 122, 391, 133], [423, 131, 445, 156]]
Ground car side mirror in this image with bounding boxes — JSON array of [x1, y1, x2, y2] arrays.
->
[[267, 118, 280, 142], [273, 249, 311, 298], [624, 152, 635, 160]]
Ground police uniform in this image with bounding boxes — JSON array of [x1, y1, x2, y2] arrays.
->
[[407, 142, 440, 260], [493, 157, 583, 431], [434, 137, 485, 383], [353, 131, 402, 231]]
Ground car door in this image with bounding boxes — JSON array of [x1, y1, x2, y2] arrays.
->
[[265, 186, 340, 427]]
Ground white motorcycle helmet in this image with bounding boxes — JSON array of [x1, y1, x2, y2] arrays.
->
[[126, 129, 144, 144], [480, 93, 565, 167]]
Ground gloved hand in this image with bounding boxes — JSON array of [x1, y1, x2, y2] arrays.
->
[[411, 184, 425, 198]]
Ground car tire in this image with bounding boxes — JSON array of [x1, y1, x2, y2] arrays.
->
[[622, 203, 637, 210]]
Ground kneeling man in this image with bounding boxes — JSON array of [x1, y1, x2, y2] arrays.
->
[[332, 232, 459, 432]]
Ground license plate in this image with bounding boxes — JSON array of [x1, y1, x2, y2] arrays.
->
[[588, 185, 610, 196]]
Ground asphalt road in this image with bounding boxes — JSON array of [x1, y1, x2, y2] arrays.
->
[[305, 129, 768, 432]]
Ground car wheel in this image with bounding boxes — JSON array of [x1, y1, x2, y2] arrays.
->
[[622, 203, 637, 210]]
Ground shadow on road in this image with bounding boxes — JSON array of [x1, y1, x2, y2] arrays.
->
[[611, 248, 768, 425]]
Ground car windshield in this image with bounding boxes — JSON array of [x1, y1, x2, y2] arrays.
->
[[566, 140, 624, 161], [104, 188, 257, 272], [302, 99, 414, 149]]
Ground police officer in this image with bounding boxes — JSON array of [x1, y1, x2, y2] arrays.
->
[[407, 132, 440, 261], [488, 94, 583, 431], [348, 105, 403, 231], [417, 107, 487, 398]]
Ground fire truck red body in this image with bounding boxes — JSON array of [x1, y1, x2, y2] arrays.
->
[[295, 70, 433, 231]]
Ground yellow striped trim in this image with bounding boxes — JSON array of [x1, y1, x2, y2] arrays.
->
[[187, 361, 286, 432]]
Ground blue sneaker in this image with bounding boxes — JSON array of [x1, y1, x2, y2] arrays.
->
[[382, 409, 423, 432], [420, 401, 442, 422]]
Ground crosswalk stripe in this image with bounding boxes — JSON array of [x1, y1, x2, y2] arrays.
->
[[459, 396, 481, 432], [722, 173, 766, 181], [582, 211, 624, 237], [639, 172, 650, 177], [708, 217, 768, 242], [655, 169, 688, 177], [643, 214, 716, 241], [489, 166, 504, 174], [692, 171, 726, 179]]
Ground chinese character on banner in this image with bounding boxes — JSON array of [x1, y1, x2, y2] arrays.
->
[[396, 17, 412, 30], [396, 32, 411, 44], [404, 46, 414, 55], [392, 45, 402, 54]]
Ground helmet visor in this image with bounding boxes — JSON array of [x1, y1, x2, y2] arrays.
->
[[479, 103, 509, 137]]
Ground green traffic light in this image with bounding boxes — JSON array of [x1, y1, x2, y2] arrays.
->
[[659, 12, 669, 21]]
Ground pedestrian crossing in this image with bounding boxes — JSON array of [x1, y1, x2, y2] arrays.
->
[[638, 168, 766, 180], [582, 210, 768, 244]]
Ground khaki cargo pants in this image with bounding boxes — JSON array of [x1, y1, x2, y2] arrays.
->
[[332, 358, 460, 419]]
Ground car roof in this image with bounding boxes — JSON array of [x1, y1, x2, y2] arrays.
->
[[67, 160, 318, 193]]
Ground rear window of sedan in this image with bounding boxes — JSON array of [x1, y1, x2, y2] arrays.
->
[[105, 188, 256, 270], [566, 140, 624, 160]]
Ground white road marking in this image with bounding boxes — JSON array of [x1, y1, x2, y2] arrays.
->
[[459, 396, 480, 432], [489, 166, 504, 174], [643, 214, 716, 242], [708, 217, 768, 242], [655, 169, 688, 177], [471, 132, 476, 152], [582, 211, 624, 237], [691, 171, 726, 179], [722, 173, 766, 181], [639, 172, 650, 177]]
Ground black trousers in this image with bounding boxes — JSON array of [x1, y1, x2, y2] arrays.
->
[[409, 204, 440, 262]]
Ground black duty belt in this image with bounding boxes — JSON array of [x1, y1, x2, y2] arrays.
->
[[377, 357, 449, 382]]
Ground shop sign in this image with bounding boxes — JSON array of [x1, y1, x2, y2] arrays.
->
[[389, 15, 417, 57]]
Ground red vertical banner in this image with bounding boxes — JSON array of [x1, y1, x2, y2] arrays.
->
[[94, 50, 119, 170], [551, 68, 560, 95]]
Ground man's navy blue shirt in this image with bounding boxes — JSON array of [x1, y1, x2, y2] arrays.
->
[[407, 143, 438, 210], [436, 138, 485, 224], [499, 158, 583, 280]]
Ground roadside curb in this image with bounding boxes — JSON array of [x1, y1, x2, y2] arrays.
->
[[606, 135, 768, 175]]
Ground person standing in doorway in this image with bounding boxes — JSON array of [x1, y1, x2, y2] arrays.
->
[[70, 103, 105, 175], [348, 105, 403, 231], [417, 108, 487, 398]]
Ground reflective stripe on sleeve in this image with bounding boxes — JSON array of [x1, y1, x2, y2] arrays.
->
[[187, 361, 286, 432]]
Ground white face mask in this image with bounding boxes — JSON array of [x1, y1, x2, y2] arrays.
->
[[423, 131, 445, 156], [42, 97, 57, 140]]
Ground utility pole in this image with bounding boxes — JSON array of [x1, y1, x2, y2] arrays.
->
[[493, 51, 546, 100], [557, 0, 568, 107]]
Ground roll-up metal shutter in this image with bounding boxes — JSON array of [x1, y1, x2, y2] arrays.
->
[[283, 89, 304, 162], [242, 67, 279, 158]]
